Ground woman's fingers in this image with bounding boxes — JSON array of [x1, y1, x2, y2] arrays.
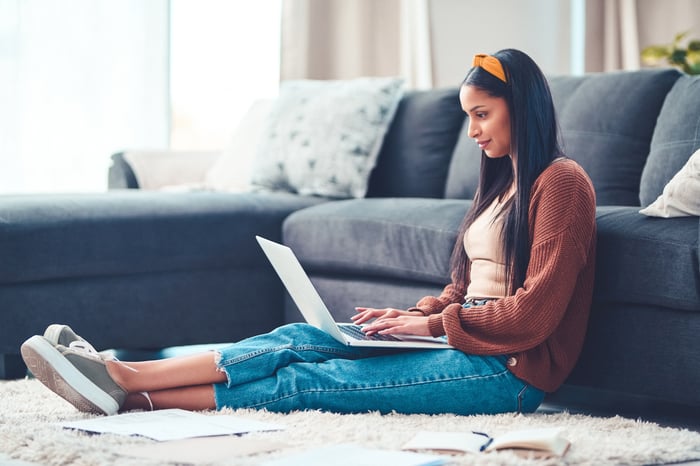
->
[[352, 307, 378, 324], [361, 316, 401, 335], [352, 307, 401, 324], [363, 316, 431, 336], [353, 308, 427, 332]]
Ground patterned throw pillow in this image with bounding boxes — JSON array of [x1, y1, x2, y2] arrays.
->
[[250, 77, 405, 198], [639, 148, 700, 217]]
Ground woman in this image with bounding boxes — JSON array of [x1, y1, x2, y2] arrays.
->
[[21, 49, 596, 417]]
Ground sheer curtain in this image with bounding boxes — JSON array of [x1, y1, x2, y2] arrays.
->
[[280, 0, 433, 89], [0, 0, 170, 193]]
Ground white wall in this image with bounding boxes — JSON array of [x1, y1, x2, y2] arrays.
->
[[636, 0, 700, 49], [429, 0, 573, 87]]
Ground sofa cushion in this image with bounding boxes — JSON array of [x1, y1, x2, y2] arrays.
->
[[283, 198, 471, 285], [366, 88, 465, 198], [551, 70, 681, 206], [446, 69, 682, 205], [640, 74, 700, 207], [594, 206, 700, 312], [0, 191, 326, 284], [250, 77, 404, 199], [284, 201, 699, 312]]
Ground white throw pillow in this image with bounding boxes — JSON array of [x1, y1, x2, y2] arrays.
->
[[250, 77, 405, 198], [639, 148, 700, 217], [204, 99, 274, 192]]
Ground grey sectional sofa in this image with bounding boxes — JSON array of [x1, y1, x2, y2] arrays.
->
[[1, 69, 698, 413]]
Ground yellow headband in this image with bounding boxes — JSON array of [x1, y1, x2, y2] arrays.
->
[[472, 54, 507, 83]]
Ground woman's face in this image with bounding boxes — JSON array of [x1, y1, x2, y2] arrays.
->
[[459, 85, 511, 159]]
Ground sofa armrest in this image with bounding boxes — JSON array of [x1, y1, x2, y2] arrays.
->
[[108, 150, 221, 190], [109, 152, 142, 189]]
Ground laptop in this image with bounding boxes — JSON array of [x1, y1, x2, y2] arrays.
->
[[256, 236, 452, 349]]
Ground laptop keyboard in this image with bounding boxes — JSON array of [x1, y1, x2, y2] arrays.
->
[[339, 324, 401, 342]]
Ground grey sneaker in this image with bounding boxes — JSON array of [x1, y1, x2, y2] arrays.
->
[[20, 335, 127, 415], [43, 325, 112, 359], [43, 324, 86, 347]]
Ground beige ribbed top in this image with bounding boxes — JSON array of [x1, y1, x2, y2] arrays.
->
[[463, 196, 508, 299]]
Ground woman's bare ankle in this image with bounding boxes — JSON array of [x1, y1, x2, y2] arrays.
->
[[121, 391, 154, 412], [105, 359, 132, 393]]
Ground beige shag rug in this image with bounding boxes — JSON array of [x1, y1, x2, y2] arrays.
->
[[2, 378, 700, 466]]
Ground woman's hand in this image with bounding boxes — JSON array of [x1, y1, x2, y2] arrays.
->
[[352, 307, 431, 336]]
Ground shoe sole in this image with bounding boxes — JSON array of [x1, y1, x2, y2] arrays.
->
[[21, 335, 119, 415]]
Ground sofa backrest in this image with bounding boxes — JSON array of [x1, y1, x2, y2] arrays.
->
[[366, 88, 464, 198], [444, 69, 681, 206], [639, 74, 700, 207]]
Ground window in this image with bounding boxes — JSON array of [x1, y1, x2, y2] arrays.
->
[[0, 0, 169, 193], [0, 0, 281, 193]]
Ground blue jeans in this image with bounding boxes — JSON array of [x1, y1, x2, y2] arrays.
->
[[213, 322, 544, 415]]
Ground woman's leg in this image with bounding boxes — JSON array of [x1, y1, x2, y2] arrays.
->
[[23, 322, 376, 414], [192, 322, 542, 415], [109, 353, 225, 411], [108, 353, 226, 392], [111, 323, 370, 391], [28, 321, 542, 415], [215, 345, 544, 415], [110, 322, 373, 412], [122, 385, 217, 411]]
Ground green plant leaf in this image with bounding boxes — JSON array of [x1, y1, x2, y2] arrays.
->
[[673, 31, 689, 46], [670, 49, 687, 65], [687, 51, 700, 74], [641, 32, 700, 72], [641, 45, 671, 64]]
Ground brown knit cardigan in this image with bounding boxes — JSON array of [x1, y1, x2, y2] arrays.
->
[[411, 159, 597, 392]]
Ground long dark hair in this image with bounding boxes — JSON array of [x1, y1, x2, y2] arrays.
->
[[450, 49, 562, 295]]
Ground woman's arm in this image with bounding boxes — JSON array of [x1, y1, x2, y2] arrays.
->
[[407, 275, 469, 315]]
